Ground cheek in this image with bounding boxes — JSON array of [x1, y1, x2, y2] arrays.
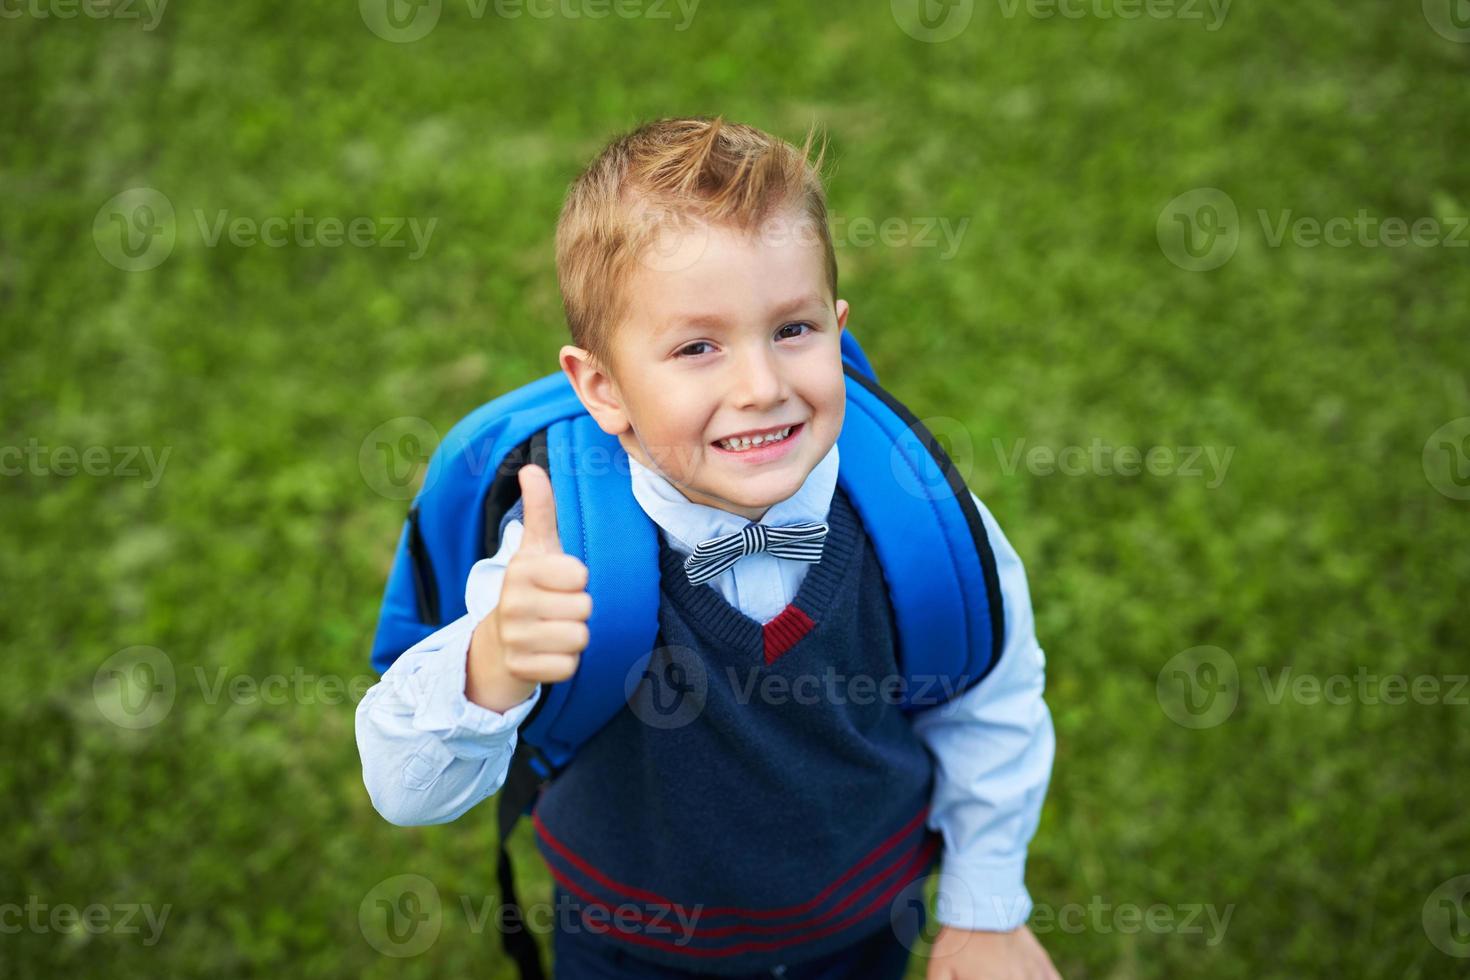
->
[[817, 369, 847, 412], [643, 414, 709, 458]]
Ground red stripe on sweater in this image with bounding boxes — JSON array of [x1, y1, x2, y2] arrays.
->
[[555, 836, 939, 958], [762, 604, 816, 664], [532, 806, 928, 920], [545, 824, 929, 938]]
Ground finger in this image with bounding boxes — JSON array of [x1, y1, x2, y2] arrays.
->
[[517, 463, 562, 555], [523, 589, 593, 622], [499, 583, 591, 623], [505, 619, 590, 656], [504, 651, 582, 684], [519, 553, 590, 593]]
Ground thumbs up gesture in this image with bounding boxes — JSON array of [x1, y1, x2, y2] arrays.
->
[[466, 464, 593, 712]]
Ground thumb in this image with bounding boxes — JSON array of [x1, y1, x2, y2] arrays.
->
[[517, 463, 563, 555]]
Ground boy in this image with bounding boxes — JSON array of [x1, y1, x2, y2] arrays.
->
[[356, 117, 1058, 980]]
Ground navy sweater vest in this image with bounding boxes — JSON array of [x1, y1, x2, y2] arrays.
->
[[528, 485, 941, 975]]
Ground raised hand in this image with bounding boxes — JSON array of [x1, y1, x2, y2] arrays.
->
[[466, 464, 593, 712]]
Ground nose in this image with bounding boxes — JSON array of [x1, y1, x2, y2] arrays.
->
[[729, 340, 789, 410]]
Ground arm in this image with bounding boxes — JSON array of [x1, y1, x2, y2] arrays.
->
[[909, 492, 1056, 932], [355, 464, 590, 827], [354, 518, 542, 827]]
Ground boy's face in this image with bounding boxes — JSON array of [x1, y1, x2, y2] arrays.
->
[[562, 211, 849, 523]]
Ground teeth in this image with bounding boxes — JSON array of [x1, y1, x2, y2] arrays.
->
[[719, 426, 793, 452]]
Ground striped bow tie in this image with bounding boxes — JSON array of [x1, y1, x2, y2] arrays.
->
[[683, 521, 829, 586]]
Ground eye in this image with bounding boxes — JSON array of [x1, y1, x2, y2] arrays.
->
[[776, 321, 813, 340], [676, 341, 715, 358]]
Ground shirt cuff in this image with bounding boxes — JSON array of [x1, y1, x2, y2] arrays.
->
[[934, 856, 1034, 932], [467, 537, 517, 621], [409, 626, 542, 758]]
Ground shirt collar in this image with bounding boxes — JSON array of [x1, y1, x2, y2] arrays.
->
[[627, 441, 840, 557]]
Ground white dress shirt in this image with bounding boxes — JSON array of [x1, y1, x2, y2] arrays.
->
[[355, 441, 1055, 931]]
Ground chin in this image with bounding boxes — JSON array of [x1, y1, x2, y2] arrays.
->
[[734, 473, 806, 508]]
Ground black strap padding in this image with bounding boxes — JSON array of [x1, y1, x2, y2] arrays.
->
[[481, 431, 558, 978], [482, 429, 551, 558], [841, 364, 1008, 690], [495, 742, 552, 980], [405, 506, 441, 626]]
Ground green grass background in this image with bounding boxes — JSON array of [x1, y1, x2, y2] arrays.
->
[[2, 1, 1468, 977]]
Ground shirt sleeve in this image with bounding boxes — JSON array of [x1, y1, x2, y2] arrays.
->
[[908, 491, 1056, 932], [354, 518, 544, 826]]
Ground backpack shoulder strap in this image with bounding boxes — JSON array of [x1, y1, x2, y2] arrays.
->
[[836, 364, 1007, 706], [489, 419, 660, 980], [516, 415, 662, 771]]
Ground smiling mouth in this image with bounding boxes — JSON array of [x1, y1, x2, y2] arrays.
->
[[712, 422, 803, 453]]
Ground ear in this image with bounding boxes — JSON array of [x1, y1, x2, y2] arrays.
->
[[560, 345, 632, 437], [835, 299, 849, 332]]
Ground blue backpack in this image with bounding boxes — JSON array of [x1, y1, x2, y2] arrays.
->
[[369, 330, 1006, 978]]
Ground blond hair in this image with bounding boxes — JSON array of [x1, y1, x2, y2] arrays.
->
[[554, 116, 836, 370]]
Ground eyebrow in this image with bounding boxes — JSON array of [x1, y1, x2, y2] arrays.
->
[[660, 293, 829, 333]]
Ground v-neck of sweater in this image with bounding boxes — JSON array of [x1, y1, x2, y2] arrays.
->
[[655, 485, 862, 665]]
